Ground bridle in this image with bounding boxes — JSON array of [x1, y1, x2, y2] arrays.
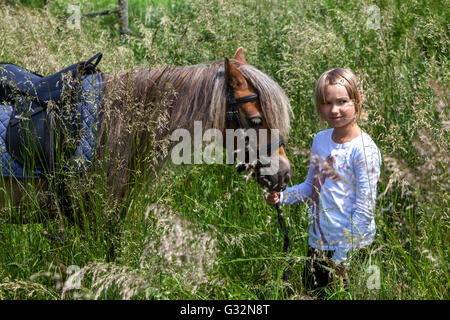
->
[[226, 86, 286, 158], [226, 82, 292, 283]]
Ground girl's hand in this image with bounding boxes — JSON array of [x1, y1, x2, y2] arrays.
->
[[265, 191, 280, 206]]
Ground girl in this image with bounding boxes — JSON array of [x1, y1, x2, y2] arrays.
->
[[265, 68, 381, 293]]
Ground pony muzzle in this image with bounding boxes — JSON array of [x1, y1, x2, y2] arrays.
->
[[256, 155, 292, 192]]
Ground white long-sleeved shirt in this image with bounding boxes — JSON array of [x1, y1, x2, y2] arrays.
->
[[280, 128, 382, 264]]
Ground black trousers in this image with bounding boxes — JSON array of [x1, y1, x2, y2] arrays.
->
[[303, 246, 335, 292], [303, 245, 372, 294]]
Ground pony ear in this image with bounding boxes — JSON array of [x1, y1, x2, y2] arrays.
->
[[225, 57, 247, 89], [233, 47, 248, 65]]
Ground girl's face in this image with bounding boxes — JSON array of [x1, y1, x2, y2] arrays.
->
[[320, 84, 356, 129]]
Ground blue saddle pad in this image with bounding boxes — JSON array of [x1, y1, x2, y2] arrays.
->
[[0, 72, 103, 178]]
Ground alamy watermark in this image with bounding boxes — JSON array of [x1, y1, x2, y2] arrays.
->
[[30, 264, 82, 294], [366, 5, 380, 30], [170, 121, 281, 176], [366, 264, 381, 290], [67, 5, 81, 30]]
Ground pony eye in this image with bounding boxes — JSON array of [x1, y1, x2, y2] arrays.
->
[[248, 116, 263, 127]]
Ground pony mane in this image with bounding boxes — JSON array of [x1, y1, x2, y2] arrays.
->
[[237, 63, 292, 139], [130, 60, 292, 139], [98, 59, 292, 200]]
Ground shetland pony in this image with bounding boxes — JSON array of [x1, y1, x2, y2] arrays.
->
[[1, 48, 292, 227]]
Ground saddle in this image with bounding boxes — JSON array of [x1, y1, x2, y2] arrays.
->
[[0, 53, 103, 173]]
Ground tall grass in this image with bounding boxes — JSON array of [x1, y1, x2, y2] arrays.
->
[[0, 0, 448, 299]]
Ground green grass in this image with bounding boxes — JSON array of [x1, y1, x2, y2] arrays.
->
[[0, 0, 448, 299]]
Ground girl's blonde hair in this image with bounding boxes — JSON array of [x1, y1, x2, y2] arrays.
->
[[314, 68, 364, 121]]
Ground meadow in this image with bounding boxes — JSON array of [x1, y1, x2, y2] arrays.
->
[[0, 0, 448, 299]]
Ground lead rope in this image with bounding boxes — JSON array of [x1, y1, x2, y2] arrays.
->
[[226, 78, 292, 292], [275, 203, 291, 254], [274, 202, 292, 284]]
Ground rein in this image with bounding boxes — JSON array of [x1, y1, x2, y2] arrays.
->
[[226, 82, 291, 282]]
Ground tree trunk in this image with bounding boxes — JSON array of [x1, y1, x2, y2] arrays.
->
[[117, 0, 131, 35]]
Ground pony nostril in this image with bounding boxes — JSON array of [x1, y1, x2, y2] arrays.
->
[[276, 172, 288, 191], [280, 168, 291, 184], [284, 174, 290, 185]]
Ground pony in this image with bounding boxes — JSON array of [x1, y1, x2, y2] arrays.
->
[[1, 47, 293, 235]]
